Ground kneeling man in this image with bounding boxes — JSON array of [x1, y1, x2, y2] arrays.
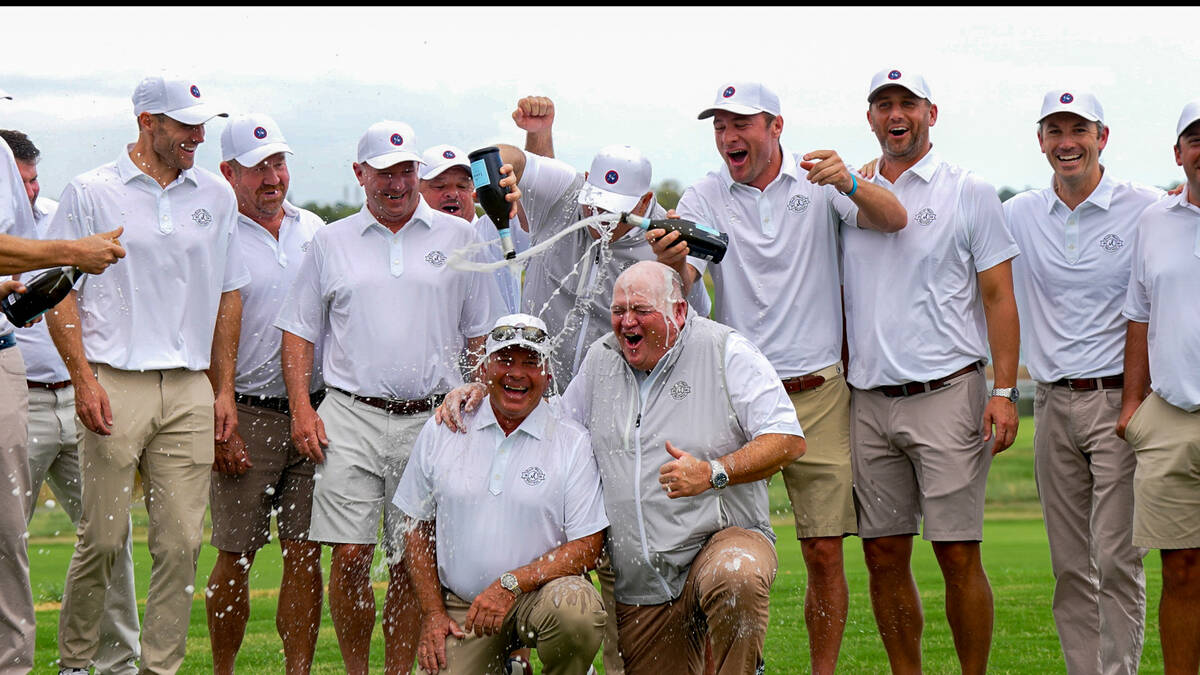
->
[[395, 313, 608, 675]]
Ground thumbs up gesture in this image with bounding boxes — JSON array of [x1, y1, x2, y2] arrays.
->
[[659, 441, 713, 498]]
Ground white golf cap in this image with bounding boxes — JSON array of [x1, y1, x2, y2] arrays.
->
[[0, 88, 11, 100], [221, 113, 292, 167], [357, 121, 422, 170], [577, 144, 653, 214], [1176, 100, 1200, 140], [132, 76, 227, 125], [698, 81, 781, 120], [868, 68, 934, 104], [419, 144, 470, 181], [485, 313, 552, 360], [1038, 90, 1104, 125]]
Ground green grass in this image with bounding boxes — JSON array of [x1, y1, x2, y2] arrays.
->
[[27, 416, 1167, 673]]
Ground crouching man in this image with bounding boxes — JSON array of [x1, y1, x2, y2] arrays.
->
[[395, 313, 609, 675]]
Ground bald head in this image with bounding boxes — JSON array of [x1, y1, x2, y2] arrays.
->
[[610, 261, 689, 371]]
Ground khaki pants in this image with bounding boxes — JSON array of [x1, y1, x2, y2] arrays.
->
[[418, 576, 606, 675], [59, 365, 214, 675], [1034, 383, 1144, 675], [26, 385, 141, 675], [0, 346, 34, 673], [615, 528, 777, 675], [593, 552, 624, 674]]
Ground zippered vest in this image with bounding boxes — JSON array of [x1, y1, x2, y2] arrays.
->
[[579, 315, 775, 604]]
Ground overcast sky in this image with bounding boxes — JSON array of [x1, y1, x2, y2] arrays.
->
[[3, 6, 1199, 206]]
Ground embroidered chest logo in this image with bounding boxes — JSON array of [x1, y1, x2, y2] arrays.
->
[[424, 250, 447, 267], [787, 194, 810, 214], [300, 240, 312, 253], [670, 380, 692, 400], [1099, 233, 1125, 253], [191, 208, 213, 226], [521, 466, 546, 486], [914, 207, 937, 226]]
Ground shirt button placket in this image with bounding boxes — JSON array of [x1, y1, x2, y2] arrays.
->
[[158, 191, 173, 234], [1065, 212, 1079, 264]]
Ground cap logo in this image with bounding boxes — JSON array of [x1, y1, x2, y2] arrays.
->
[[888, 70, 902, 80], [390, 133, 404, 146], [722, 86, 736, 98], [605, 170, 619, 184], [190, 85, 201, 98], [1060, 93, 1074, 104], [253, 126, 267, 139], [442, 150, 455, 159]]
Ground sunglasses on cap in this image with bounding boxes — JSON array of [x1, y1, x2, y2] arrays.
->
[[490, 325, 549, 344]]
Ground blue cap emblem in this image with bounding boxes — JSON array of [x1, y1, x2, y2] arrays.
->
[[442, 150, 455, 159], [1060, 93, 1074, 104], [605, 170, 619, 184], [190, 85, 201, 98], [723, 86, 735, 98], [888, 70, 902, 80], [390, 133, 404, 146], [253, 126, 267, 139]]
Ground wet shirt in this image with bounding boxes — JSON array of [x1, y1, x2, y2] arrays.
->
[[677, 147, 860, 379], [15, 198, 71, 383], [1122, 188, 1200, 412], [472, 213, 524, 314], [393, 400, 608, 602], [842, 150, 1019, 388], [45, 148, 250, 371], [0, 137, 38, 336], [1005, 172, 1163, 382], [234, 201, 325, 398], [275, 200, 500, 399]]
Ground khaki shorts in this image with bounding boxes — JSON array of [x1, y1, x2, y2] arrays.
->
[[210, 402, 316, 553], [308, 389, 429, 558], [850, 369, 991, 541], [1125, 391, 1200, 550], [781, 364, 856, 539]]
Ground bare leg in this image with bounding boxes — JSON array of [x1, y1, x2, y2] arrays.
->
[[931, 541, 993, 675], [1160, 548, 1200, 675], [382, 560, 421, 675], [800, 536, 848, 675], [278, 539, 323, 675], [206, 549, 256, 675], [329, 543, 378, 675], [863, 535, 922, 675]]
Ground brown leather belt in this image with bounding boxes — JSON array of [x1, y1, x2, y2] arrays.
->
[[1051, 374, 1124, 391], [235, 390, 326, 415], [873, 361, 982, 398], [331, 387, 444, 416], [28, 380, 71, 390], [782, 374, 827, 394]]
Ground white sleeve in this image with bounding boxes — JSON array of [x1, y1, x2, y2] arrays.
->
[[520, 153, 583, 234], [391, 418, 440, 520], [0, 143, 36, 239], [561, 430, 609, 541], [560, 365, 591, 424], [675, 185, 711, 278], [274, 230, 327, 344], [963, 176, 1020, 272], [724, 333, 804, 439], [1122, 217, 1151, 323]]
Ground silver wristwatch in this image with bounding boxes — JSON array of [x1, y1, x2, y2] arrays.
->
[[990, 387, 1019, 403], [499, 572, 522, 597], [709, 459, 729, 490]]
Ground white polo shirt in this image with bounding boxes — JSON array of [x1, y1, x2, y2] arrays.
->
[[393, 399, 608, 602], [677, 147, 859, 379], [275, 199, 501, 400], [1122, 187, 1200, 412], [45, 149, 250, 371], [562, 329, 805, 440], [234, 201, 325, 398], [1005, 172, 1163, 382], [1, 137, 37, 337], [841, 150, 1019, 389], [472, 213, 523, 314], [15, 198, 71, 383]]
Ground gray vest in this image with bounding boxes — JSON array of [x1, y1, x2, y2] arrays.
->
[[578, 316, 775, 604]]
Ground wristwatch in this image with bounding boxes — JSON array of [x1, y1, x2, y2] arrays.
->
[[709, 459, 729, 490], [499, 572, 522, 597], [990, 387, 1019, 403]]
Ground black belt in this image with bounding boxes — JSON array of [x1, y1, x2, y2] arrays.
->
[[1050, 374, 1124, 391], [330, 387, 445, 416], [235, 390, 326, 415], [873, 361, 983, 398]]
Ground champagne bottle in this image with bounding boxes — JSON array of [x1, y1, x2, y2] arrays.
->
[[468, 146, 516, 259], [620, 213, 730, 263], [1, 267, 84, 326]]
